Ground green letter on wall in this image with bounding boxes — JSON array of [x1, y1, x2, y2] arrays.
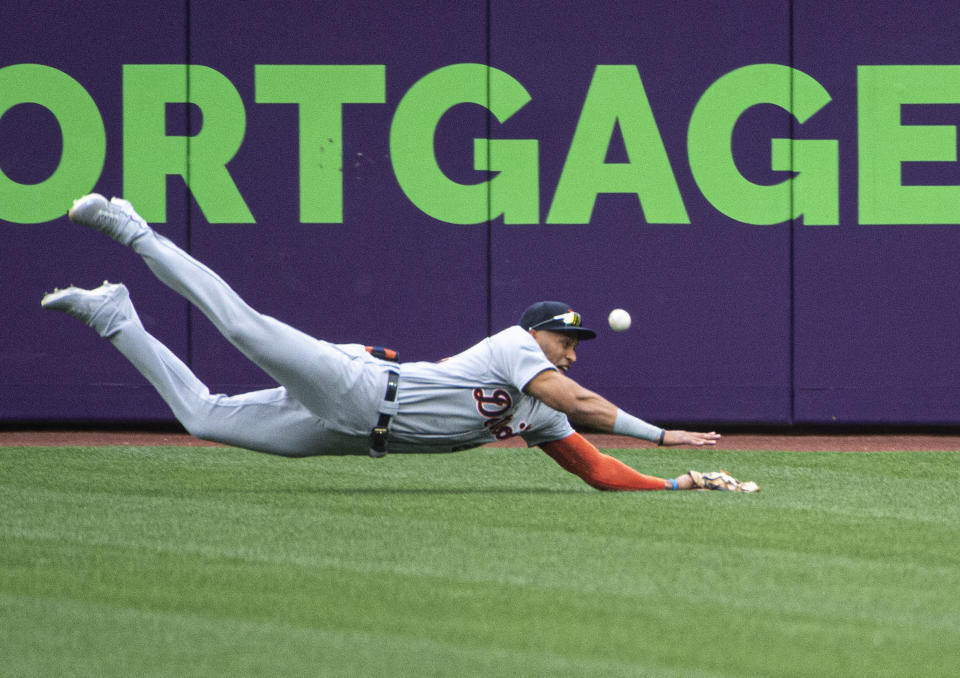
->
[[859, 65, 960, 224], [689, 64, 837, 225], [391, 63, 538, 224], [547, 65, 688, 224], [257, 65, 386, 223], [123, 65, 252, 223], [0, 64, 105, 224]]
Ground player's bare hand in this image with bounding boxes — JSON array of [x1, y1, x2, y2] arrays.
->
[[661, 430, 720, 447]]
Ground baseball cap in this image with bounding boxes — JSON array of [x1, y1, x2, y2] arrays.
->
[[518, 301, 597, 340]]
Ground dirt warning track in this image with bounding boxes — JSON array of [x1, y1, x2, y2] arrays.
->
[[3, 429, 960, 451]]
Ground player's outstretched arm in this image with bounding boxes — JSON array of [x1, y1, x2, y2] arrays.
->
[[540, 433, 678, 490], [540, 434, 759, 492], [524, 370, 719, 447]]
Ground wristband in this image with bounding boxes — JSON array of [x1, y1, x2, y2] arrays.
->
[[657, 430, 666, 446], [613, 409, 665, 443], [669, 478, 679, 491]]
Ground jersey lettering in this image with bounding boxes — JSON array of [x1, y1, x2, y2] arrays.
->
[[485, 415, 530, 439], [473, 388, 528, 440], [473, 387, 512, 417]]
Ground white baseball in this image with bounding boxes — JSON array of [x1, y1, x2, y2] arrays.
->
[[608, 308, 631, 332]]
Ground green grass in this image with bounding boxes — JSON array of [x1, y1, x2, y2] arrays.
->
[[1, 445, 958, 677]]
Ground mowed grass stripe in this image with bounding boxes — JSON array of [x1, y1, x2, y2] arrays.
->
[[3, 493, 957, 631], [3, 594, 730, 678], [2, 445, 959, 677], [3, 534, 951, 678]]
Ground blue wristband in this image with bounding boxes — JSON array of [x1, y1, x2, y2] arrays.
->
[[669, 478, 678, 491]]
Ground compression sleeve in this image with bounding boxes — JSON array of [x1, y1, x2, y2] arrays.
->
[[540, 432, 669, 491], [613, 408, 665, 443]]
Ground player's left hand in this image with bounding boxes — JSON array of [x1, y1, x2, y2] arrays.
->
[[661, 430, 721, 447], [688, 469, 759, 492]]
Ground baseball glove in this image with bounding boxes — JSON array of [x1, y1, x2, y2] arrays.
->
[[688, 470, 759, 493]]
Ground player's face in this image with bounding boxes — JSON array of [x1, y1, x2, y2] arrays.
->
[[531, 329, 579, 372]]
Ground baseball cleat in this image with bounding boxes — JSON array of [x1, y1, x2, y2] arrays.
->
[[41, 281, 141, 338], [68, 193, 151, 246]]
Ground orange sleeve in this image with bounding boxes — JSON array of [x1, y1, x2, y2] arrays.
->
[[540, 432, 669, 491]]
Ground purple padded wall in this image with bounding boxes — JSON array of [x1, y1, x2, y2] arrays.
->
[[4, 1, 960, 428]]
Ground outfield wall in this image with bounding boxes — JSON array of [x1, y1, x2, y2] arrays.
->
[[3, 1, 960, 427]]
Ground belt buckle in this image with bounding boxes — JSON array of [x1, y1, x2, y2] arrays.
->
[[369, 426, 389, 458]]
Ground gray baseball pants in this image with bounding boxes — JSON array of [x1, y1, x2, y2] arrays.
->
[[106, 228, 390, 456]]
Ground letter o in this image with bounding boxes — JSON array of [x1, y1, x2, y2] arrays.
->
[[0, 64, 106, 223]]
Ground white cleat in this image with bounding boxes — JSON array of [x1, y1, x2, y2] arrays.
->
[[68, 193, 151, 246], [41, 281, 141, 338]]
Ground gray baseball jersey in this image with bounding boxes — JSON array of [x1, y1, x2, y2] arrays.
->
[[388, 326, 575, 453]]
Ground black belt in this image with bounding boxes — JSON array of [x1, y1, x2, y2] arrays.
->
[[369, 370, 399, 458]]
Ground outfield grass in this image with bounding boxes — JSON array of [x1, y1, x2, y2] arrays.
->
[[1, 444, 958, 677]]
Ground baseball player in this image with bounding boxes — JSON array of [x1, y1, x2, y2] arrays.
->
[[42, 194, 758, 493]]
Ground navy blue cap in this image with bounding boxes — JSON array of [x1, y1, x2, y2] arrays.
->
[[518, 301, 597, 340]]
